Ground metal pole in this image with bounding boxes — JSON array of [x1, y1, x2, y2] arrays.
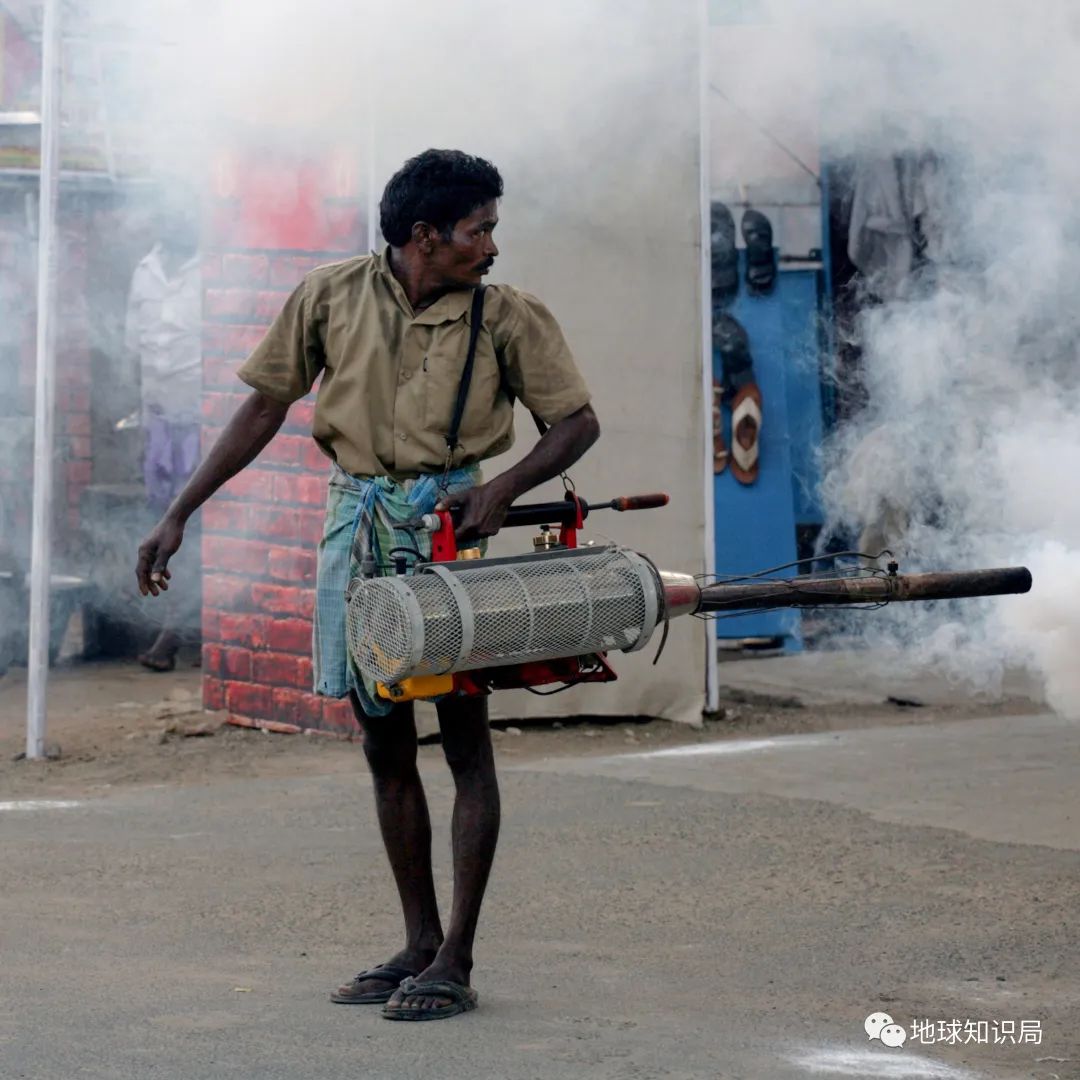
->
[[26, 0, 62, 760], [697, 0, 719, 714], [697, 567, 1033, 613], [366, 110, 378, 252], [365, 15, 378, 252]]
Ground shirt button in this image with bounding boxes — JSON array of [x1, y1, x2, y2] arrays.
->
[[398, 432, 407, 441], [402, 370, 412, 380]]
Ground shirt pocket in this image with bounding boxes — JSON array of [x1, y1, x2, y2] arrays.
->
[[421, 326, 501, 442]]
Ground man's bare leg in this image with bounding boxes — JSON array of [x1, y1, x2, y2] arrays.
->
[[387, 695, 500, 1012], [333, 695, 444, 1000]]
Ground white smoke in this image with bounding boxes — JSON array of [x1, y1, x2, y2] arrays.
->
[[29, 0, 1078, 716], [767, 0, 1080, 715]]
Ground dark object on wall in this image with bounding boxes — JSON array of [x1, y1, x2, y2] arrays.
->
[[729, 381, 762, 486], [741, 209, 777, 294], [712, 311, 763, 484], [713, 311, 755, 398], [710, 202, 739, 307]]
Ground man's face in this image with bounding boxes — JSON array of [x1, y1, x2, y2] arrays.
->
[[427, 200, 499, 288]]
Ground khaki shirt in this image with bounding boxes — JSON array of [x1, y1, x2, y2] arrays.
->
[[237, 249, 591, 479]]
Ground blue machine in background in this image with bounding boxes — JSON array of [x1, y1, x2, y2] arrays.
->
[[712, 251, 825, 650]]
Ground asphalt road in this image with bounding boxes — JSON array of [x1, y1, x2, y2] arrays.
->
[[2, 711, 1078, 1080]]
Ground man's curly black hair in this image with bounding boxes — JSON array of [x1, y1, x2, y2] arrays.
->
[[379, 149, 503, 248]]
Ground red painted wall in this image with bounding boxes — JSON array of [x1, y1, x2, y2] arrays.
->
[[200, 147, 364, 735]]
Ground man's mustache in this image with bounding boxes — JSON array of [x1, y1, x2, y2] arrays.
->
[[476, 258, 495, 271]]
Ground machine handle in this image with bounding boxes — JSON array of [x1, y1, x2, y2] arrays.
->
[[406, 492, 670, 532], [608, 493, 669, 512]]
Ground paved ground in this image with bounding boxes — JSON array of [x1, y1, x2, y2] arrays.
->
[[2, 703, 1077, 1079], [713, 649, 1044, 711]]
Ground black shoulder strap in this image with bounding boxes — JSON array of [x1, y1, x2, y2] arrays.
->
[[448, 286, 550, 461], [445, 286, 488, 459]]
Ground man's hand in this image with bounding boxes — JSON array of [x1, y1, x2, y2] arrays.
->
[[438, 479, 515, 544], [437, 404, 600, 546], [133, 390, 290, 600], [136, 515, 185, 596]]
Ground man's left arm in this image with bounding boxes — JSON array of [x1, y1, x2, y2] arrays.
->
[[447, 403, 599, 541]]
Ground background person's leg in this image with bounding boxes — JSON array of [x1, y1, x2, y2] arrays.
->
[[139, 414, 181, 670]]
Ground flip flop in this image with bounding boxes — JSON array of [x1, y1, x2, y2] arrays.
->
[[713, 312, 755, 399], [741, 209, 777, 295], [710, 201, 738, 307], [330, 964, 417, 1004], [381, 977, 478, 1021], [730, 382, 762, 485], [712, 378, 728, 474]]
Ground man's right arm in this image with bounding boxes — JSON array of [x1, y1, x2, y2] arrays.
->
[[136, 391, 289, 596]]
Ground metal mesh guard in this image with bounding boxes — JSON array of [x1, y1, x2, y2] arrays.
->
[[346, 545, 660, 684]]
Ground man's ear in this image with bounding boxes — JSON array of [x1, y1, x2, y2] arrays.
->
[[412, 221, 437, 255]]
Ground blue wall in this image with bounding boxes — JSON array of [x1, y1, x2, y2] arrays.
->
[[712, 254, 824, 646]]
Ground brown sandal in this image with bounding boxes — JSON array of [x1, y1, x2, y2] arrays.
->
[[712, 378, 729, 474], [730, 382, 762, 485]]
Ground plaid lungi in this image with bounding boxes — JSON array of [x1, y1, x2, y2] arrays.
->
[[313, 461, 481, 716]]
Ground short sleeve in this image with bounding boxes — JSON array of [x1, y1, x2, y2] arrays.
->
[[495, 289, 591, 425], [237, 280, 325, 404]]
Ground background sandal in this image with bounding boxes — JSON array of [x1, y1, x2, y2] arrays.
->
[[710, 201, 739, 307], [730, 382, 763, 485], [741, 209, 777, 295], [381, 977, 478, 1021], [713, 312, 755, 400], [330, 964, 416, 1004], [712, 378, 728, 474]]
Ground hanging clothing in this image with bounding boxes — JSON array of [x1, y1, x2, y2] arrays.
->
[[125, 243, 202, 423], [142, 409, 200, 511], [847, 153, 944, 299]]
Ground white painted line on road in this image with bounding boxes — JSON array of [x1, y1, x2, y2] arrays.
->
[[0, 799, 83, 812], [792, 1048, 980, 1079], [606, 733, 838, 761]]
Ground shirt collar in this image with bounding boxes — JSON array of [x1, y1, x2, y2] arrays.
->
[[374, 246, 476, 326]]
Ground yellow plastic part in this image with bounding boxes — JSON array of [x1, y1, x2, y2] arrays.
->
[[376, 674, 455, 702]]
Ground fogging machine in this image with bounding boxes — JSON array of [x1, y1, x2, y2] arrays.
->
[[345, 492, 1032, 703]]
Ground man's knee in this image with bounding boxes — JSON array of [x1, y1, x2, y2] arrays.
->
[[362, 732, 418, 778], [355, 701, 418, 777], [437, 698, 495, 778], [442, 734, 495, 779]]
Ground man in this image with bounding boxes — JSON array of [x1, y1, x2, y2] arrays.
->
[[126, 204, 203, 671], [136, 150, 600, 1021]]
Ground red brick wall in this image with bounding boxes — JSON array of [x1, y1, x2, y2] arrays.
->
[[57, 209, 93, 539], [200, 153, 362, 735]]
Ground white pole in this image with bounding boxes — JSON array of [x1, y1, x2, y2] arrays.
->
[[365, 26, 378, 253], [26, 0, 62, 760], [698, 0, 720, 715]]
